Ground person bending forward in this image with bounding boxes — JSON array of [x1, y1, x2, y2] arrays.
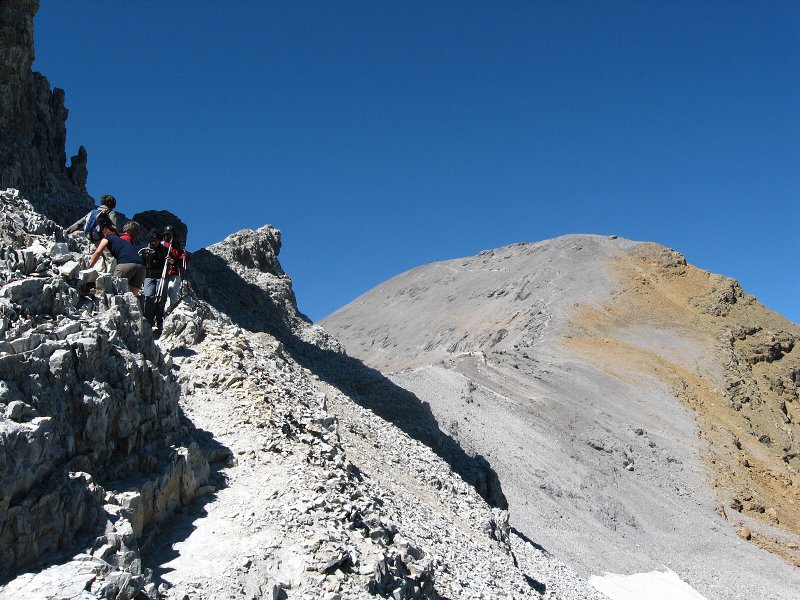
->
[[89, 223, 146, 296]]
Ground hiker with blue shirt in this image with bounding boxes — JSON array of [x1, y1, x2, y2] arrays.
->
[[66, 194, 119, 273], [65, 194, 119, 235], [89, 222, 145, 296]]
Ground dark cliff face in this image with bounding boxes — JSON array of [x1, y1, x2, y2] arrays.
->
[[0, 0, 93, 226]]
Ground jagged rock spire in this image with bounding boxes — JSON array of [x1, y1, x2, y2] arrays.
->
[[0, 0, 94, 226]]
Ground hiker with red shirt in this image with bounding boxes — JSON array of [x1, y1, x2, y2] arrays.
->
[[160, 225, 188, 313], [120, 220, 140, 244]]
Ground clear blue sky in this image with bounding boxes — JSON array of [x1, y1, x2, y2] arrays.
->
[[34, 1, 799, 323]]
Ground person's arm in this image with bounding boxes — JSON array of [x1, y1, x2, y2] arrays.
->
[[64, 213, 87, 234], [161, 242, 179, 270], [88, 239, 109, 268]]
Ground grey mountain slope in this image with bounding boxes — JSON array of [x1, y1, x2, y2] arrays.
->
[[2, 4, 612, 596], [322, 234, 800, 600]]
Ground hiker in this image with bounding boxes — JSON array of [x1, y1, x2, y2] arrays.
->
[[65, 194, 119, 273], [139, 230, 168, 332], [160, 225, 187, 313], [89, 222, 145, 296], [65, 194, 119, 235], [120, 220, 140, 244]]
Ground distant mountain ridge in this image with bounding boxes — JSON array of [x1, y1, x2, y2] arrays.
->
[[323, 233, 800, 599]]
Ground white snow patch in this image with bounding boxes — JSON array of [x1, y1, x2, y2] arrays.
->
[[589, 570, 708, 600]]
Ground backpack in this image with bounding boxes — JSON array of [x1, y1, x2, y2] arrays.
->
[[83, 208, 113, 241]]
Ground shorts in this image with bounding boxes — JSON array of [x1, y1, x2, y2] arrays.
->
[[115, 263, 146, 289]]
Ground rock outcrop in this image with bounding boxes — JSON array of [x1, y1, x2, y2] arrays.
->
[[0, 0, 93, 226], [147, 216, 610, 600], [1, 4, 600, 596], [131, 211, 188, 246], [190, 225, 312, 339], [0, 189, 211, 598]]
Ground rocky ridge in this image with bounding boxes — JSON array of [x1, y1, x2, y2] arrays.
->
[[0, 189, 211, 598], [0, 190, 608, 599]]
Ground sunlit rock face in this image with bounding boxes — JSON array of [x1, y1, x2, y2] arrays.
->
[[1, 190, 594, 600]]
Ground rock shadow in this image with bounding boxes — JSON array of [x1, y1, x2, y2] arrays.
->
[[138, 420, 232, 584], [511, 526, 549, 555], [292, 337, 508, 509], [189, 250, 508, 509], [139, 494, 215, 585], [0, 416, 231, 590]]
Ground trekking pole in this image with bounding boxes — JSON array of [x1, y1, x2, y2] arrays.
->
[[165, 237, 190, 315], [155, 238, 173, 303], [180, 233, 189, 294]]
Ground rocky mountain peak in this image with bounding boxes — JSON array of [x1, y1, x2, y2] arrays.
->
[[187, 225, 312, 342], [323, 234, 641, 372], [208, 225, 284, 275], [323, 235, 800, 598], [0, 0, 93, 225]]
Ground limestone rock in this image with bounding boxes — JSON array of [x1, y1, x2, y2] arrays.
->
[[190, 225, 311, 339], [0, 3, 634, 597], [0, 191, 211, 597], [0, 190, 618, 600]]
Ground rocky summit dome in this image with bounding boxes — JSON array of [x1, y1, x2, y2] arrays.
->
[[323, 233, 800, 599]]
